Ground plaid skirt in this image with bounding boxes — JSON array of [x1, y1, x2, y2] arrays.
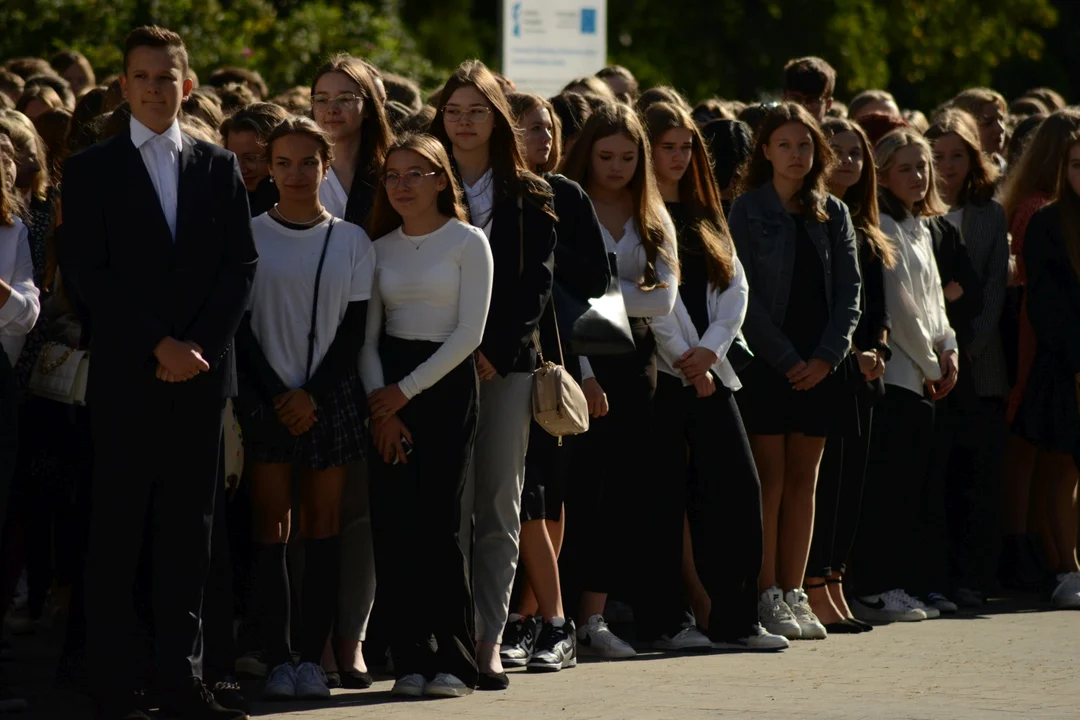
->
[[240, 370, 367, 471]]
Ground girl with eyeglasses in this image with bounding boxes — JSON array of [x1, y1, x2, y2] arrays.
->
[[310, 54, 394, 227], [236, 117, 375, 702], [363, 133, 494, 698], [430, 60, 557, 690], [500, 92, 611, 672]]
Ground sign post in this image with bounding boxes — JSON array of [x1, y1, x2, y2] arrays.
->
[[501, 1, 608, 99]]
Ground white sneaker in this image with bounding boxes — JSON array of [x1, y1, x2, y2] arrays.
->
[[652, 618, 713, 652], [1051, 572, 1080, 609], [390, 673, 426, 698], [424, 673, 472, 698], [262, 663, 297, 701], [712, 623, 790, 652], [853, 590, 927, 623], [784, 589, 827, 640], [295, 661, 331, 700], [903, 593, 941, 619], [758, 587, 801, 640], [577, 614, 636, 659]]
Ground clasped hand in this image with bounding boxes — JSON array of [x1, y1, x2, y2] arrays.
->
[[274, 389, 318, 436], [787, 358, 831, 391], [154, 337, 209, 382]]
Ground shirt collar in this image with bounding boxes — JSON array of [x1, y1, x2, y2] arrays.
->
[[463, 169, 493, 196], [130, 116, 183, 154]]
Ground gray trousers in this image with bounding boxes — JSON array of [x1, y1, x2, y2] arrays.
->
[[459, 371, 533, 644]]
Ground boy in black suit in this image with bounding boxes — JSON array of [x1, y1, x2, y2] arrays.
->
[[61, 26, 257, 720]]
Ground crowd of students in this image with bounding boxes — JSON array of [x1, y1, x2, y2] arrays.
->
[[0, 27, 1078, 720]]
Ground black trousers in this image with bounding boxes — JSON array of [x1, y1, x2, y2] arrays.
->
[[853, 385, 935, 597], [0, 352, 16, 547], [655, 373, 764, 640], [368, 336, 477, 686], [84, 381, 223, 701], [946, 398, 1007, 591], [808, 392, 873, 578], [203, 467, 236, 683], [564, 319, 684, 640]]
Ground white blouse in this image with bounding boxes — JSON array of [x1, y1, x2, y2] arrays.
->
[[880, 214, 958, 395], [0, 219, 41, 366], [651, 255, 749, 390], [463, 169, 495, 236], [360, 218, 494, 400], [581, 208, 679, 379], [319, 168, 349, 220]]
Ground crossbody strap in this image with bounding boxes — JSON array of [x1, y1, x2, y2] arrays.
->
[[520, 198, 566, 369], [306, 218, 336, 382]]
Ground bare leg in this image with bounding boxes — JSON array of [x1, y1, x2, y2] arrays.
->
[[518, 519, 564, 620], [805, 576, 843, 625], [681, 513, 711, 628], [750, 435, 786, 592], [778, 433, 827, 592], [827, 573, 856, 620], [1045, 453, 1080, 573]]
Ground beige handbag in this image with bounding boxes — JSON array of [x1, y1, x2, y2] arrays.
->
[[28, 342, 90, 406]]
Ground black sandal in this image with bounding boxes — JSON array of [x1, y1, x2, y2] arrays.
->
[[805, 582, 863, 634], [826, 578, 873, 632]]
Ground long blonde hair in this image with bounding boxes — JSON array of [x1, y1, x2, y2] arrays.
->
[[0, 110, 50, 201], [874, 129, 947, 219], [1055, 133, 1080, 280], [1001, 109, 1080, 224]]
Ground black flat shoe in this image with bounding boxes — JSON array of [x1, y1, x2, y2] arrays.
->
[[846, 617, 873, 632], [477, 672, 510, 691], [324, 671, 342, 689], [340, 669, 374, 689], [824, 620, 863, 634]]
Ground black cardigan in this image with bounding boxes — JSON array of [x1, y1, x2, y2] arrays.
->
[[929, 215, 983, 407], [537, 174, 611, 380], [480, 191, 557, 375], [1024, 204, 1080, 374]]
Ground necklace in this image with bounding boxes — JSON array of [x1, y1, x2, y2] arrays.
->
[[274, 203, 326, 226], [404, 231, 431, 250]]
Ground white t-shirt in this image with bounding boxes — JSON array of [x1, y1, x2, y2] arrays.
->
[[319, 168, 349, 220], [249, 214, 375, 388], [360, 218, 493, 399]]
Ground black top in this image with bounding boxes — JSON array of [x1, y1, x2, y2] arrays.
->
[[344, 172, 377, 229], [782, 214, 830, 360], [666, 201, 710, 337], [852, 233, 891, 357], [1024, 203, 1080, 373], [929, 216, 983, 351], [248, 175, 279, 218]]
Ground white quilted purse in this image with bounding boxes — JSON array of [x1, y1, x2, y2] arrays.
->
[[28, 342, 90, 406]]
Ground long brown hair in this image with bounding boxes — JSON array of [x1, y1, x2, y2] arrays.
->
[[1001, 109, 1080, 224], [311, 53, 394, 189], [430, 59, 553, 216], [559, 102, 676, 290], [507, 92, 562, 173], [874, 128, 948, 220], [747, 103, 835, 223], [644, 101, 734, 289], [925, 108, 1000, 206], [0, 156, 14, 227], [367, 133, 468, 241], [822, 118, 896, 268], [1054, 133, 1080, 279]]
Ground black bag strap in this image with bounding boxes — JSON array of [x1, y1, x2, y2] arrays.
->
[[306, 218, 336, 381]]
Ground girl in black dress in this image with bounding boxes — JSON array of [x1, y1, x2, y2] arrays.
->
[[727, 104, 861, 641]]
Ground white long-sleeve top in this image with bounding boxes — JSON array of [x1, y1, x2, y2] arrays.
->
[[651, 255, 749, 390], [581, 209, 679, 379], [360, 218, 493, 400], [880, 214, 958, 395], [0, 219, 41, 366]]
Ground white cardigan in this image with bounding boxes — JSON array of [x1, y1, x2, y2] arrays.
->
[[880, 214, 958, 395], [651, 255, 749, 391], [0, 219, 41, 366]]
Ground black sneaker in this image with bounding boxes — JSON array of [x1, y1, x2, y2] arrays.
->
[[158, 678, 247, 720], [210, 677, 248, 715], [500, 615, 540, 668], [527, 619, 577, 673]]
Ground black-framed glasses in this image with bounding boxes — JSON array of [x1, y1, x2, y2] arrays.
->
[[381, 170, 440, 188], [312, 92, 362, 110], [444, 106, 492, 124]]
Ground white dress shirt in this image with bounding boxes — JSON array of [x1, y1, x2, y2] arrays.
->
[[319, 167, 349, 220], [360, 219, 493, 400], [0, 219, 41, 365], [880, 214, 958, 395], [130, 117, 182, 239], [651, 255, 749, 391], [463, 169, 495, 236]]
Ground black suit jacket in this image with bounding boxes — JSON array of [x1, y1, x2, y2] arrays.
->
[[61, 130, 257, 401], [479, 191, 557, 376]]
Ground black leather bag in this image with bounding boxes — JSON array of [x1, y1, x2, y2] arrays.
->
[[553, 253, 636, 357]]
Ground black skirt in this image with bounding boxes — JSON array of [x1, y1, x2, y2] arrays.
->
[[1013, 346, 1080, 458], [240, 369, 366, 471], [735, 357, 841, 438]]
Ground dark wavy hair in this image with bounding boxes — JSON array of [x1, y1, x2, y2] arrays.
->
[[747, 103, 836, 223]]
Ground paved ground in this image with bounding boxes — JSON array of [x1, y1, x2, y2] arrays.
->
[[6, 595, 1080, 719]]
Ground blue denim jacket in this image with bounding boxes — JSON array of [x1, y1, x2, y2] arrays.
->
[[728, 182, 862, 374]]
